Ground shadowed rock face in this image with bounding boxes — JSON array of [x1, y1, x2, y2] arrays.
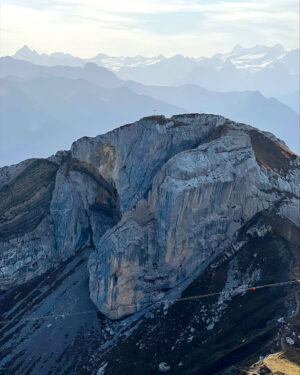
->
[[0, 159, 59, 241], [81, 115, 299, 320], [0, 155, 120, 289], [98, 213, 300, 375], [65, 158, 120, 219], [0, 113, 299, 374]]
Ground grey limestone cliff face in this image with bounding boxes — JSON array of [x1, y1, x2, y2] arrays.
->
[[0, 154, 120, 289], [83, 115, 300, 319], [1, 113, 299, 322], [71, 114, 229, 213]]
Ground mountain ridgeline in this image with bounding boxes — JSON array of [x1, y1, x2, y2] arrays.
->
[[0, 54, 299, 166], [11, 44, 300, 104], [0, 114, 299, 375]]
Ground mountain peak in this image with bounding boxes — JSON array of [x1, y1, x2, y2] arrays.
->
[[232, 43, 244, 53], [14, 45, 39, 59], [0, 112, 299, 374], [18, 45, 32, 52], [83, 62, 101, 71]]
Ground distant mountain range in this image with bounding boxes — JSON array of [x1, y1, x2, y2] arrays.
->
[[13, 44, 298, 75], [126, 81, 300, 151], [13, 45, 165, 70], [276, 89, 300, 114], [0, 55, 299, 166], [10, 44, 300, 108], [117, 44, 299, 93], [0, 74, 183, 166], [0, 56, 123, 88]]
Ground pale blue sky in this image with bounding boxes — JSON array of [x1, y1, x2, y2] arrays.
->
[[0, 0, 299, 57]]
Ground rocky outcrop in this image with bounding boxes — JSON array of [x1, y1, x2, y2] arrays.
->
[[98, 210, 300, 375], [1, 113, 298, 314], [0, 153, 120, 289], [0, 113, 299, 375], [84, 115, 299, 319], [71, 114, 229, 212]]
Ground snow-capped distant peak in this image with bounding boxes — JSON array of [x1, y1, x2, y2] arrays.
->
[[214, 44, 288, 71], [9, 44, 297, 75]]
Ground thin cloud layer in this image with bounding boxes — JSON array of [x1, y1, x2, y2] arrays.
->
[[1, 0, 299, 57]]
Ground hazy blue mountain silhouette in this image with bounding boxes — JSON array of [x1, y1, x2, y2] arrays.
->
[[12, 45, 299, 98], [117, 45, 299, 99], [126, 81, 300, 152], [0, 57, 298, 166], [0, 76, 184, 166], [0, 57, 123, 88], [276, 90, 300, 115], [13, 45, 86, 67]]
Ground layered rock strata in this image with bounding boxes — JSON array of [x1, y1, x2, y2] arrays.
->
[[70, 114, 300, 319], [0, 153, 120, 289], [1, 114, 299, 320]]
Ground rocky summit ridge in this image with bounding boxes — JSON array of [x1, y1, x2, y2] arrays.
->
[[0, 113, 299, 374]]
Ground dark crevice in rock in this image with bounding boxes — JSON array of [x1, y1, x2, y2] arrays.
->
[[65, 158, 120, 221]]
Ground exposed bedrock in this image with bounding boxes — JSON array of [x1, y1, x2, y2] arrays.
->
[[0, 113, 299, 321], [0, 154, 120, 289], [87, 116, 300, 319], [71, 114, 230, 213]]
